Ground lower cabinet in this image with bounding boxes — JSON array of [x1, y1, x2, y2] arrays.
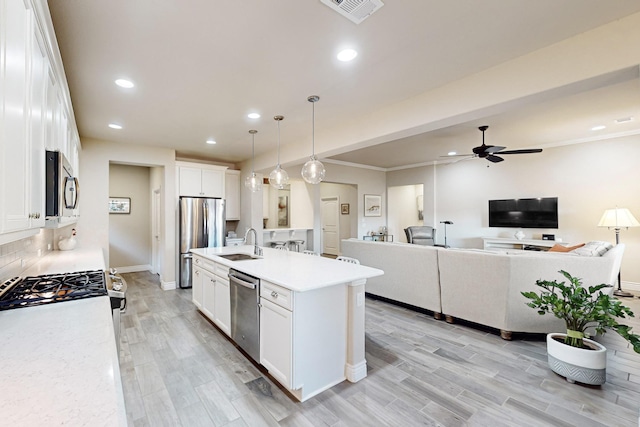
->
[[201, 268, 216, 320], [260, 297, 293, 388], [191, 255, 231, 336], [213, 263, 231, 336], [259, 280, 347, 401], [192, 265, 204, 309]]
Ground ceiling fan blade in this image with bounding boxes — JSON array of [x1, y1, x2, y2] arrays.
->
[[499, 148, 543, 155], [485, 145, 505, 154], [486, 155, 504, 163], [439, 153, 473, 158]]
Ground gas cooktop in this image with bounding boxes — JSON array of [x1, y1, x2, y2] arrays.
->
[[0, 270, 107, 311]]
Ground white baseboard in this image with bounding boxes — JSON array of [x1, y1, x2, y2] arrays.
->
[[161, 280, 176, 290], [112, 264, 152, 273], [345, 360, 368, 383], [622, 280, 640, 293]]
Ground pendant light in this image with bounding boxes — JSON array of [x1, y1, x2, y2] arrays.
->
[[269, 115, 289, 189], [301, 95, 326, 184], [244, 129, 262, 192]]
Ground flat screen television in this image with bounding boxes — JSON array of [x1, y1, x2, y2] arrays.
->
[[488, 197, 558, 229]]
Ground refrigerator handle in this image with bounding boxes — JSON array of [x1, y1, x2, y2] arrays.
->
[[203, 201, 209, 243]]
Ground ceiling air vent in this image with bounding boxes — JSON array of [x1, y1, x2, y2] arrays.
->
[[320, 0, 384, 24]]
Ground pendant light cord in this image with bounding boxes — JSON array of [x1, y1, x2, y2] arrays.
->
[[277, 120, 281, 165], [312, 100, 315, 157]]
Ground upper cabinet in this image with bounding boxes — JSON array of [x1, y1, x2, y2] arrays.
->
[[0, 0, 80, 239], [177, 162, 227, 198], [225, 170, 240, 220]]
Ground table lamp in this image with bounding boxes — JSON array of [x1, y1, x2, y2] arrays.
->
[[597, 207, 640, 297]]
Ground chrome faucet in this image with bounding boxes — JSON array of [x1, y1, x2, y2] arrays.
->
[[244, 227, 263, 256]]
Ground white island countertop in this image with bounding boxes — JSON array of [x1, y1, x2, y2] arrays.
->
[[0, 248, 127, 426], [191, 245, 383, 292]]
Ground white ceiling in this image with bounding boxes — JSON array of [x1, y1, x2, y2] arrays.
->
[[48, 0, 640, 169]]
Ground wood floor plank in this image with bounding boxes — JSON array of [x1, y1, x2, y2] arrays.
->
[[119, 272, 640, 427]]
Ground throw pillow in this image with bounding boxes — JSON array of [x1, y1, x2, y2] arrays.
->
[[571, 241, 613, 256], [548, 243, 585, 253]]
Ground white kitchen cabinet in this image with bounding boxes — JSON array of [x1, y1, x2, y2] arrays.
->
[[201, 268, 216, 320], [191, 254, 231, 336], [259, 279, 346, 400], [225, 170, 240, 220], [1, 0, 79, 239], [213, 263, 231, 335], [0, 0, 46, 233], [192, 265, 204, 309], [177, 162, 227, 198], [260, 297, 293, 387]]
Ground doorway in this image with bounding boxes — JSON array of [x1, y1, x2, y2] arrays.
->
[[151, 188, 161, 275]]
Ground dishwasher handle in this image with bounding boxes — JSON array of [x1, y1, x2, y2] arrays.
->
[[229, 273, 257, 290]]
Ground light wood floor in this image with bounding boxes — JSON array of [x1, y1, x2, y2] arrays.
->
[[119, 271, 640, 426]]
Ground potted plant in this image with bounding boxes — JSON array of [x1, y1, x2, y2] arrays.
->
[[522, 270, 640, 385]]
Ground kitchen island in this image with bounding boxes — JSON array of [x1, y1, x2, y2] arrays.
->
[[190, 245, 384, 402]]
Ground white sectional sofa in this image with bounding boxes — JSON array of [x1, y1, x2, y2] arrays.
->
[[341, 239, 625, 338], [341, 239, 442, 314]]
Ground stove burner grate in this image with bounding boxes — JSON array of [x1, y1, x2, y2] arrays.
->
[[0, 270, 107, 311]]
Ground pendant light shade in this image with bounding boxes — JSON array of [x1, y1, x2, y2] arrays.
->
[[301, 95, 326, 184], [269, 115, 289, 189], [244, 129, 262, 193]]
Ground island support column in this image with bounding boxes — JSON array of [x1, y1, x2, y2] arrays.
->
[[345, 279, 367, 382]]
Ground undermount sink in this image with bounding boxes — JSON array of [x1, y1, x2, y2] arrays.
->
[[218, 253, 260, 261]]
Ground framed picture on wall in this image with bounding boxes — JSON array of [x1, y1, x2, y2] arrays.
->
[[364, 194, 381, 217], [109, 197, 131, 214], [341, 203, 350, 215]]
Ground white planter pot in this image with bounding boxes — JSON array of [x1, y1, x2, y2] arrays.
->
[[546, 333, 607, 385]]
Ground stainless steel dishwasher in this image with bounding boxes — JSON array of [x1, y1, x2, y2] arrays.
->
[[228, 269, 260, 362]]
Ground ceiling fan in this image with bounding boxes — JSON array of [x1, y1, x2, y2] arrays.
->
[[450, 125, 543, 163]]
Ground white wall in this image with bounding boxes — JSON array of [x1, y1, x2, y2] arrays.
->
[[108, 164, 151, 270], [387, 135, 640, 285], [322, 162, 387, 240], [388, 184, 423, 243], [78, 138, 176, 288]]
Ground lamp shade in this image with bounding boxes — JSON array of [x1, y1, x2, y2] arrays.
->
[[597, 208, 640, 228]]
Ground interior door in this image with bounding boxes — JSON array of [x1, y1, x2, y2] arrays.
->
[[321, 197, 339, 256]]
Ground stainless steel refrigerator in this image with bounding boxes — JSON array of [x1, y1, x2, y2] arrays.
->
[[179, 197, 225, 288]]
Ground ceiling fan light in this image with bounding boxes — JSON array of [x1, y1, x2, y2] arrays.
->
[[301, 156, 326, 185]]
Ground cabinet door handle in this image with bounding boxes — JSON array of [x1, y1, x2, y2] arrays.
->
[[195, 271, 199, 276], [271, 291, 278, 298]]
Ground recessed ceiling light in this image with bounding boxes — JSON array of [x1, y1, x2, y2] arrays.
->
[[448, 151, 457, 156], [615, 116, 634, 124], [337, 49, 358, 62], [115, 79, 134, 88], [248, 113, 260, 119], [108, 123, 122, 129], [206, 139, 216, 145], [591, 125, 606, 131]]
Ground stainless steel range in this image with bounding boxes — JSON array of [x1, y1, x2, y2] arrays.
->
[[0, 269, 127, 352]]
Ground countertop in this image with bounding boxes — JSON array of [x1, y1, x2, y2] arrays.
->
[[0, 248, 127, 426], [191, 245, 384, 292]]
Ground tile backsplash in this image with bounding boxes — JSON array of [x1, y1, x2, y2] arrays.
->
[[0, 230, 53, 282]]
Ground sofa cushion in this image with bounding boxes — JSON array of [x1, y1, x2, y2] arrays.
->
[[548, 243, 585, 253], [571, 241, 613, 256]]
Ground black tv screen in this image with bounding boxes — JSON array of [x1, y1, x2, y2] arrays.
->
[[489, 197, 558, 229]]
